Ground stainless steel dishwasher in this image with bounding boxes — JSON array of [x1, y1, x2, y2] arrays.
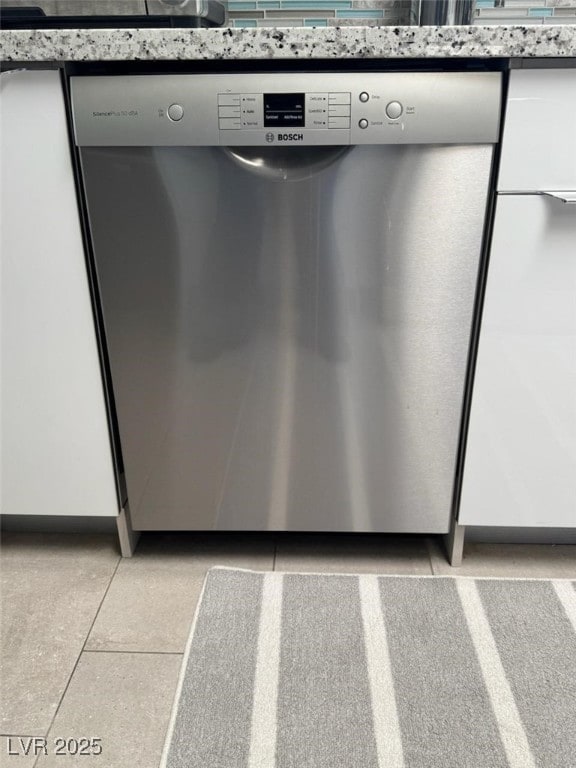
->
[[71, 71, 501, 533]]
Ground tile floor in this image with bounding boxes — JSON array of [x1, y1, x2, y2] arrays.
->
[[1, 531, 575, 768]]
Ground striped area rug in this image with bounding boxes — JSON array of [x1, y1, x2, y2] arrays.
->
[[160, 568, 576, 768]]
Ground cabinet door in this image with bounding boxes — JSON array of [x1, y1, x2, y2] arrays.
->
[[0, 70, 118, 517], [459, 195, 576, 528], [498, 69, 576, 193]]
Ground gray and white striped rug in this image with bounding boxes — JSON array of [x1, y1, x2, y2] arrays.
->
[[161, 568, 576, 768]]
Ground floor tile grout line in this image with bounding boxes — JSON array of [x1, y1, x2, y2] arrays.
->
[[77, 553, 123, 653], [30, 554, 122, 768], [83, 649, 184, 656]]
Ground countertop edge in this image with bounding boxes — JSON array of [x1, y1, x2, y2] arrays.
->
[[1, 25, 576, 62]]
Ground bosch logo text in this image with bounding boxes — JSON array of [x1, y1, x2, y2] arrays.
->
[[277, 133, 304, 142]]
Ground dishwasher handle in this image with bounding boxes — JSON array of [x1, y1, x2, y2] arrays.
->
[[540, 191, 576, 204]]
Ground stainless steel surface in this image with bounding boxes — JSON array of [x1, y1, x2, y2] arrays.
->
[[71, 72, 501, 148], [223, 146, 351, 181], [445, 520, 466, 567], [0, 0, 227, 25], [80, 138, 495, 533], [0, 0, 217, 15], [148, 0, 215, 14], [0, 0, 147, 14], [418, 0, 475, 26]]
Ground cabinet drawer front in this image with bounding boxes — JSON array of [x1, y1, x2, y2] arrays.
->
[[460, 195, 576, 528], [498, 69, 576, 193]]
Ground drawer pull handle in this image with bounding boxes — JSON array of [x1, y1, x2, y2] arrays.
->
[[540, 191, 576, 204]]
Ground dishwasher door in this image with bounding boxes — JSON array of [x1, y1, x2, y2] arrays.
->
[[80, 142, 493, 532]]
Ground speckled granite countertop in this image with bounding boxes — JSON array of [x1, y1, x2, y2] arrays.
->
[[1, 25, 575, 62]]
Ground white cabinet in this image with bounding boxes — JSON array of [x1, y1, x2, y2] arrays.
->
[[459, 195, 576, 527], [498, 69, 576, 193], [459, 69, 576, 529], [1, 69, 118, 518]]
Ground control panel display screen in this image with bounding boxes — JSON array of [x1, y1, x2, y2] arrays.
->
[[263, 93, 305, 127]]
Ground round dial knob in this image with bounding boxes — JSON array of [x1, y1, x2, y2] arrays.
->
[[168, 104, 184, 122], [385, 101, 403, 120]]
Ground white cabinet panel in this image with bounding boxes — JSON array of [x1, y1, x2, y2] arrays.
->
[[1, 70, 118, 517], [460, 195, 576, 527], [498, 69, 576, 193]]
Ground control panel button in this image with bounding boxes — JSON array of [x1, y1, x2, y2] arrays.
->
[[167, 104, 184, 122], [359, 92, 369, 103], [385, 101, 403, 120], [218, 94, 240, 106], [328, 105, 350, 118], [329, 92, 351, 105], [328, 117, 351, 129], [359, 118, 369, 129], [219, 118, 241, 130], [219, 105, 240, 119]]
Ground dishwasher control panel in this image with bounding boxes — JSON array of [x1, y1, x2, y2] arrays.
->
[[71, 72, 502, 147], [217, 91, 352, 131]]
